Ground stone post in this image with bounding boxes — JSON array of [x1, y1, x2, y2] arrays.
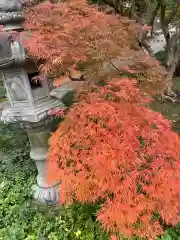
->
[[0, 0, 77, 205], [21, 119, 60, 204]]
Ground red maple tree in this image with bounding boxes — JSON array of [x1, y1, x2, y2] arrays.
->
[[23, 0, 167, 95], [47, 78, 180, 239], [22, 1, 180, 239]]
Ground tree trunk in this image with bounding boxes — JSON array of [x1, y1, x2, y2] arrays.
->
[[150, 2, 160, 36]]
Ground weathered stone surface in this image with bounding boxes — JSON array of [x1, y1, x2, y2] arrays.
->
[[0, 0, 23, 29], [0, 101, 8, 120], [0, 33, 26, 67], [0, 12, 23, 24], [21, 119, 60, 204], [0, 0, 22, 12], [0, 33, 13, 65], [50, 81, 76, 100], [2, 99, 65, 123]]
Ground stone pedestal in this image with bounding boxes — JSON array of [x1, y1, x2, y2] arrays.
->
[[0, 0, 76, 206], [21, 119, 60, 204]]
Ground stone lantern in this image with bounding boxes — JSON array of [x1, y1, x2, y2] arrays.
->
[[1, 59, 63, 122], [0, 0, 71, 204]]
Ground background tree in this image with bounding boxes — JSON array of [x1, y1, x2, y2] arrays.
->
[[98, 0, 180, 82]]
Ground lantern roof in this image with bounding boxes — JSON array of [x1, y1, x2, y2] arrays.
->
[[0, 32, 29, 68]]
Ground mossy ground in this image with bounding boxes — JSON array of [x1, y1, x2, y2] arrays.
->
[[150, 77, 180, 133]]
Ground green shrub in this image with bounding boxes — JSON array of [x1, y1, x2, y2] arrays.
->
[[0, 123, 179, 240], [0, 123, 108, 240], [157, 225, 180, 240], [154, 51, 167, 66]]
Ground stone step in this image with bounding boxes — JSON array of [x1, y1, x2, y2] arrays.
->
[[50, 81, 83, 101]]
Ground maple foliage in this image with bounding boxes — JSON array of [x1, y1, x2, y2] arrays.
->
[[22, 1, 180, 239], [47, 77, 180, 239], [22, 0, 167, 95]]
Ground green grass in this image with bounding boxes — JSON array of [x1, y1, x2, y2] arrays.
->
[[0, 123, 108, 240], [150, 77, 180, 133]]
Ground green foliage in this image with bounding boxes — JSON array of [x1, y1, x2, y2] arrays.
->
[[154, 51, 167, 66], [88, 0, 99, 4], [0, 123, 28, 153], [0, 123, 108, 240], [157, 225, 180, 240]]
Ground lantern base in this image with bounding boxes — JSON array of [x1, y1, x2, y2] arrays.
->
[[32, 182, 60, 205], [21, 119, 61, 205]]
